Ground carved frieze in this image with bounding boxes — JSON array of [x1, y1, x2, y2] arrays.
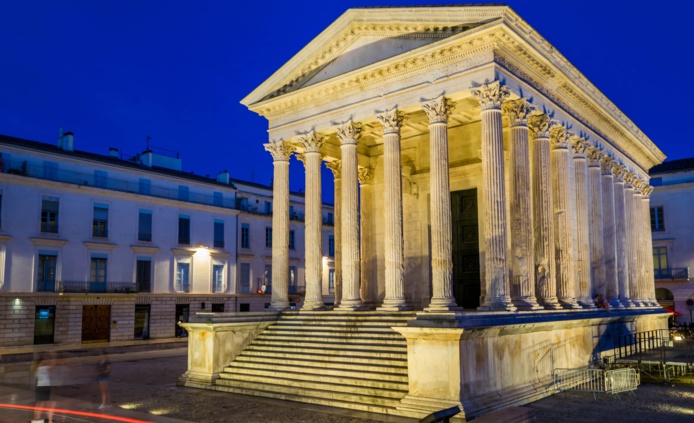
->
[[470, 80, 510, 111], [421, 95, 454, 124], [528, 112, 550, 139], [503, 98, 532, 127], [264, 139, 295, 161], [297, 130, 325, 153], [376, 107, 404, 134], [336, 119, 362, 145]]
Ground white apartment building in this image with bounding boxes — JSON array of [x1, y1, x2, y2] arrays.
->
[[0, 131, 334, 347], [650, 158, 694, 323]]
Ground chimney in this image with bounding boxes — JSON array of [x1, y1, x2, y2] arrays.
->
[[108, 147, 119, 158], [216, 170, 230, 184], [61, 131, 74, 152]]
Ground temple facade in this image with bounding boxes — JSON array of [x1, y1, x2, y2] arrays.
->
[[241, 5, 664, 313]]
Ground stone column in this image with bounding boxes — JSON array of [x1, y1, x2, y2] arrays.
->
[[641, 185, 658, 306], [528, 113, 561, 309], [571, 135, 594, 308], [549, 124, 580, 309], [297, 131, 325, 310], [325, 160, 342, 306], [600, 157, 623, 309], [623, 172, 639, 308], [612, 165, 633, 307], [503, 99, 541, 310], [263, 139, 294, 310], [586, 146, 605, 301], [421, 95, 459, 311], [629, 178, 644, 307], [377, 108, 410, 310], [358, 167, 376, 308], [336, 120, 364, 310], [472, 81, 515, 311]]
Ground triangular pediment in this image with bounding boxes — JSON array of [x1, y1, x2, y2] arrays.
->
[[241, 5, 511, 107]]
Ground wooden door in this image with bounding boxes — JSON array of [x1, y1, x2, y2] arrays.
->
[[451, 189, 480, 309], [82, 305, 111, 342]]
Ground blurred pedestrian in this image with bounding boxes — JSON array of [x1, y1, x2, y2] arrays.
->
[[31, 351, 55, 423], [96, 350, 111, 409]]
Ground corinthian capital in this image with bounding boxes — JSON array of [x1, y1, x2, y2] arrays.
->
[[503, 98, 532, 127], [336, 119, 362, 145], [549, 123, 569, 150], [325, 160, 341, 178], [641, 184, 653, 198], [623, 172, 636, 187], [600, 156, 616, 175], [612, 164, 626, 181], [528, 112, 550, 139], [421, 95, 454, 124], [295, 153, 306, 165], [264, 139, 294, 162], [376, 107, 404, 135], [631, 177, 644, 191], [358, 167, 374, 185], [586, 145, 604, 167], [470, 80, 510, 111], [297, 130, 324, 153], [570, 135, 587, 158]]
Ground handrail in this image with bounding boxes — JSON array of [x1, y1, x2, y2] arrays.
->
[[654, 268, 689, 280]]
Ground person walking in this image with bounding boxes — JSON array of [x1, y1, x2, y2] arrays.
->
[[32, 352, 55, 423], [96, 350, 111, 409]]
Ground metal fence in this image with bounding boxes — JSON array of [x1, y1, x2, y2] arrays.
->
[[654, 267, 689, 280], [553, 368, 639, 399]]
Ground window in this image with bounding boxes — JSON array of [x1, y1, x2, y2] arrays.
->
[[136, 258, 152, 292], [41, 196, 59, 233], [37, 252, 57, 291], [241, 224, 250, 248], [0, 190, 3, 228], [651, 207, 664, 231], [94, 170, 107, 188], [214, 219, 225, 248], [92, 203, 108, 238], [327, 212, 334, 224], [265, 201, 272, 214], [34, 305, 56, 344], [178, 185, 189, 201], [265, 227, 272, 248], [213, 192, 223, 207], [211, 303, 224, 312], [264, 265, 272, 294], [43, 161, 58, 180], [288, 266, 297, 293], [90, 255, 108, 292], [240, 263, 251, 294], [139, 178, 151, 195], [213, 264, 224, 293], [138, 209, 152, 241], [176, 262, 190, 292], [178, 215, 191, 245], [328, 269, 335, 294], [328, 235, 335, 257], [653, 247, 669, 279], [289, 230, 295, 250]]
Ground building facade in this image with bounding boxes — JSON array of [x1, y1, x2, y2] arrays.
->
[[0, 132, 334, 347], [650, 158, 694, 323]]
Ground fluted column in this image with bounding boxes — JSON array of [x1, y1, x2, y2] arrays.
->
[[623, 172, 638, 308], [336, 120, 364, 310], [358, 167, 376, 308], [641, 185, 658, 306], [613, 165, 633, 307], [421, 95, 459, 311], [600, 157, 623, 309], [586, 146, 605, 300], [264, 139, 294, 310], [571, 136, 594, 308], [528, 113, 561, 309], [503, 99, 541, 310], [325, 160, 342, 306], [629, 178, 645, 307], [377, 108, 410, 310], [297, 131, 325, 310], [549, 124, 580, 309], [471, 82, 515, 311]]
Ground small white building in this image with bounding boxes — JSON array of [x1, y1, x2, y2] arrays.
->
[[650, 158, 694, 323], [0, 131, 334, 347]]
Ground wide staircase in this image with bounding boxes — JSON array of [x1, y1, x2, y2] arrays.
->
[[213, 310, 417, 414]]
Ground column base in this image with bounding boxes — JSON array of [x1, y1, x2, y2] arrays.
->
[[630, 300, 645, 307], [559, 298, 582, 309], [424, 297, 461, 312], [539, 298, 563, 310], [269, 300, 291, 311], [608, 299, 625, 309], [577, 298, 597, 309], [620, 298, 635, 308], [301, 300, 326, 311], [512, 297, 544, 311], [379, 299, 413, 311], [337, 298, 366, 311], [479, 296, 517, 312]]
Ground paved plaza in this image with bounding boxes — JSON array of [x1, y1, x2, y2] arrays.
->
[[3, 347, 694, 422]]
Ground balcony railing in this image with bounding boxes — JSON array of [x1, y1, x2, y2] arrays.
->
[[654, 268, 689, 280], [58, 280, 139, 293]]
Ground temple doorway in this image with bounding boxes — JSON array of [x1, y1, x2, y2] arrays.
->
[[451, 188, 480, 309]]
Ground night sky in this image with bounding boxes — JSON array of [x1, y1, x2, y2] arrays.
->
[[1, 0, 691, 204]]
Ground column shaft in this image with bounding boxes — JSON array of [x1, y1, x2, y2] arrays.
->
[[572, 138, 593, 308], [642, 186, 658, 306], [630, 185, 644, 306], [587, 148, 605, 301], [613, 167, 633, 307], [326, 161, 342, 306], [601, 158, 623, 309], [359, 168, 376, 307]]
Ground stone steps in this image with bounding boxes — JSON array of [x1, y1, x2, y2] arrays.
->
[[214, 311, 415, 412]]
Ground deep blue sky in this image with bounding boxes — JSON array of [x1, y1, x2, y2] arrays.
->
[[1, 1, 692, 204]]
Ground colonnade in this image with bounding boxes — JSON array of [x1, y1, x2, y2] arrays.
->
[[263, 80, 658, 312]]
